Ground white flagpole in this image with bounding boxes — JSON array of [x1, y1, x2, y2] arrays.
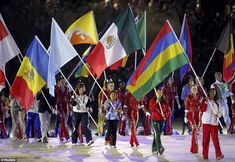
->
[[134, 51, 137, 70], [167, 20, 223, 128], [67, 62, 80, 80], [202, 48, 217, 78]]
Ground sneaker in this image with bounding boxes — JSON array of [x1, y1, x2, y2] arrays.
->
[[72, 143, 77, 146], [87, 140, 94, 146], [36, 138, 42, 142], [159, 147, 165, 155], [104, 140, 108, 146], [111, 145, 116, 148], [43, 137, 48, 143], [203, 156, 208, 160], [216, 154, 224, 160], [25, 138, 29, 142], [135, 143, 139, 147], [130, 144, 134, 147]]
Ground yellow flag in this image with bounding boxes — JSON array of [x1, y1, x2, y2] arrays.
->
[[65, 11, 98, 45]]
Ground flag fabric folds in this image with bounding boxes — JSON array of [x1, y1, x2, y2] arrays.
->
[[110, 11, 146, 70], [0, 14, 20, 89], [179, 14, 192, 81], [10, 36, 48, 109], [48, 18, 78, 95], [65, 11, 99, 45], [126, 20, 188, 100], [216, 21, 234, 82], [86, 7, 142, 78]]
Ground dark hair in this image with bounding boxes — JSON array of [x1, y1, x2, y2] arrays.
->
[[208, 88, 219, 101], [75, 83, 85, 93]]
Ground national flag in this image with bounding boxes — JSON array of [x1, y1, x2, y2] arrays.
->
[[0, 14, 20, 89], [126, 20, 188, 100], [74, 22, 111, 78], [74, 47, 91, 78], [65, 11, 99, 45], [179, 14, 192, 81], [86, 7, 142, 78], [110, 11, 146, 70], [48, 18, 78, 95], [10, 36, 49, 109], [216, 21, 234, 81], [0, 67, 5, 91]]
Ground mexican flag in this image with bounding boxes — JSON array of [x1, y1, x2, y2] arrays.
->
[[86, 7, 142, 78]]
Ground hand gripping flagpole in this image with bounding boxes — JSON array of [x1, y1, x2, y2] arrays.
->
[[59, 69, 99, 128], [167, 20, 223, 128]]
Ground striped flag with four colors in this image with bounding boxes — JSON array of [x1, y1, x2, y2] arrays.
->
[[126, 20, 188, 100]]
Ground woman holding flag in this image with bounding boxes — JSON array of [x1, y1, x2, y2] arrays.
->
[[149, 85, 170, 154]]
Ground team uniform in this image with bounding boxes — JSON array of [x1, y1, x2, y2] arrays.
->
[[71, 93, 93, 145], [149, 98, 170, 153], [55, 85, 71, 141], [163, 83, 178, 135], [200, 99, 224, 160], [104, 99, 122, 147], [124, 92, 143, 147], [185, 94, 203, 153]]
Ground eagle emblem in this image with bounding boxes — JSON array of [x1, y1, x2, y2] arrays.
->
[[106, 35, 116, 49], [24, 66, 34, 82]]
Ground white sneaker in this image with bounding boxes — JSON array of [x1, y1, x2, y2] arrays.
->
[[87, 140, 94, 146]]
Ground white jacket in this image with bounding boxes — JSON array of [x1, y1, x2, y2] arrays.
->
[[201, 100, 222, 126]]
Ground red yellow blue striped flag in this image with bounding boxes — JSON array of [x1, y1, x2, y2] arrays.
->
[[126, 20, 188, 100]]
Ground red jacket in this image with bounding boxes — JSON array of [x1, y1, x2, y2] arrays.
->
[[185, 94, 203, 112], [149, 98, 170, 121]]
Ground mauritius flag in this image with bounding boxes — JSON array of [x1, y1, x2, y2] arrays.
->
[[86, 7, 142, 78], [127, 20, 188, 100], [10, 36, 48, 109]]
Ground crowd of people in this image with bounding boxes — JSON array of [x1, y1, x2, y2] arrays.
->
[[0, 71, 235, 161]]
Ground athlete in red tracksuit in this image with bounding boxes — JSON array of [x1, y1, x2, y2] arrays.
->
[[163, 77, 180, 135], [185, 85, 203, 154], [124, 91, 140, 147], [124, 91, 150, 147], [55, 78, 71, 142]]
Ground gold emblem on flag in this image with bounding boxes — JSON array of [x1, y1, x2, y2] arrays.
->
[[24, 66, 34, 82], [106, 35, 116, 49]]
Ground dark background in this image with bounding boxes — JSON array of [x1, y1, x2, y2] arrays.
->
[[0, 0, 235, 119]]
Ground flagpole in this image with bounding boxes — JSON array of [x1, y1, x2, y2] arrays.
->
[[103, 70, 107, 80], [202, 48, 217, 78], [167, 20, 223, 128], [4, 75, 11, 88], [59, 69, 99, 128], [134, 51, 137, 70], [67, 62, 80, 80], [88, 80, 96, 98]]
